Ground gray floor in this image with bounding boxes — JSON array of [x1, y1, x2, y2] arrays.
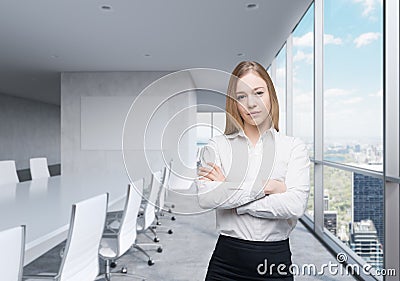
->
[[24, 196, 356, 281]]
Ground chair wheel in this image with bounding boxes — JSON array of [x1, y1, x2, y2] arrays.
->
[[110, 261, 117, 268], [171, 204, 175, 208], [121, 267, 128, 274], [171, 216, 176, 221], [156, 221, 162, 226], [168, 229, 173, 234], [154, 237, 160, 242], [168, 209, 172, 213], [157, 246, 163, 253], [148, 259, 155, 266]]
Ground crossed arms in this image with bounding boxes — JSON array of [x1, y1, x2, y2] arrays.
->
[[195, 138, 310, 219]]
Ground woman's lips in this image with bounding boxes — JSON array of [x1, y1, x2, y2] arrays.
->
[[248, 111, 261, 116]]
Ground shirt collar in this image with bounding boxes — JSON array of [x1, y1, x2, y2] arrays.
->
[[226, 125, 276, 139]]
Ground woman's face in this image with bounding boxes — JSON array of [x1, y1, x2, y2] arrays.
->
[[235, 71, 271, 129]]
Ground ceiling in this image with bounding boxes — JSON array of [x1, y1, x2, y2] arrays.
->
[[0, 0, 312, 105]]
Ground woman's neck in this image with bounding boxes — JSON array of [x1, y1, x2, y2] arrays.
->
[[243, 122, 271, 146]]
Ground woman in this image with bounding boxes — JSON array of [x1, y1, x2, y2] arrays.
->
[[196, 61, 310, 280]]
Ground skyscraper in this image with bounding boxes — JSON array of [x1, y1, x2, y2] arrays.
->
[[349, 220, 383, 270], [324, 210, 337, 236], [352, 172, 384, 246]]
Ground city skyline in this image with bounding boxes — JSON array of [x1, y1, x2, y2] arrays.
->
[[276, 0, 383, 140]]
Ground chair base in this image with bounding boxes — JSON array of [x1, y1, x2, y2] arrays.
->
[[156, 210, 176, 220], [95, 272, 146, 281], [96, 259, 146, 281], [131, 244, 161, 265], [151, 224, 173, 235]]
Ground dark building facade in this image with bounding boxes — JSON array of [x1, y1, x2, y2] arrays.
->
[[353, 173, 384, 246]]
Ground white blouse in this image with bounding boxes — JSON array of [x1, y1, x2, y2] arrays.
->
[[195, 127, 310, 241]]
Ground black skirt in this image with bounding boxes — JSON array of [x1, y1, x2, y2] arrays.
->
[[205, 235, 294, 281]]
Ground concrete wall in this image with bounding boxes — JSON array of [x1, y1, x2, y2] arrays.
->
[[61, 72, 197, 184], [0, 93, 61, 170]]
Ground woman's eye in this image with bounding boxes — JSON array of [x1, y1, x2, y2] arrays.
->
[[255, 91, 264, 96], [236, 95, 246, 100]]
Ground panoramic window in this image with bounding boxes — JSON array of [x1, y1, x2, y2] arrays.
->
[[323, 0, 384, 270], [196, 112, 225, 148], [274, 44, 287, 135], [323, 0, 383, 172], [292, 4, 314, 158]]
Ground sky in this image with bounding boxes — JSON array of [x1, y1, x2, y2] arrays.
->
[[275, 0, 383, 144]]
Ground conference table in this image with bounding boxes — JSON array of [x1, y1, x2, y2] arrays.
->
[[0, 173, 132, 266]]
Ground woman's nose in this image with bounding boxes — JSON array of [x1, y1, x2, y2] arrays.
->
[[247, 95, 257, 108]]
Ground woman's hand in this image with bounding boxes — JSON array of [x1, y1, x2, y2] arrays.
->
[[198, 162, 226, 181], [262, 179, 287, 195]]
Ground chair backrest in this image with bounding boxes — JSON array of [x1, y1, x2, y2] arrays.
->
[[168, 172, 194, 191], [58, 193, 108, 281], [30, 157, 50, 179], [0, 225, 25, 281], [0, 160, 19, 185], [163, 162, 172, 190], [118, 179, 144, 256], [143, 171, 162, 230], [157, 165, 171, 211]]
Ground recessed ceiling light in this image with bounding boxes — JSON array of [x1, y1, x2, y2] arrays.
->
[[246, 3, 259, 10], [100, 5, 112, 11]]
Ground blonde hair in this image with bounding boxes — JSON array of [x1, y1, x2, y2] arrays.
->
[[224, 61, 280, 135]]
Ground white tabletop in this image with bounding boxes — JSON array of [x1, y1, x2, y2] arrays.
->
[[0, 173, 130, 265]]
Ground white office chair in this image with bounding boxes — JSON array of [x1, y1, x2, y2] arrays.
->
[[0, 160, 19, 185], [137, 171, 163, 242], [157, 165, 195, 223], [154, 166, 175, 231], [168, 171, 195, 191], [157, 165, 172, 215], [30, 158, 50, 179], [23, 193, 109, 281], [97, 179, 146, 280], [133, 171, 169, 265], [161, 161, 175, 214], [0, 225, 25, 281]]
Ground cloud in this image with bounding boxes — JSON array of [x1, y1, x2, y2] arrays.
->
[[324, 34, 343, 45], [293, 50, 313, 64], [369, 89, 383, 97], [325, 108, 353, 119], [325, 89, 363, 105], [354, 32, 381, 48], [325, 88, 354, 98], [353, 0, 382, 19], [354, 0, 375, 17], [275, 86, 285, 102], [342, 97, 364, 104], [276, 67, 285, 80], [293, 32, 342, 47], [294, 92, 313, 107], [293, 32, 313, 47]]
